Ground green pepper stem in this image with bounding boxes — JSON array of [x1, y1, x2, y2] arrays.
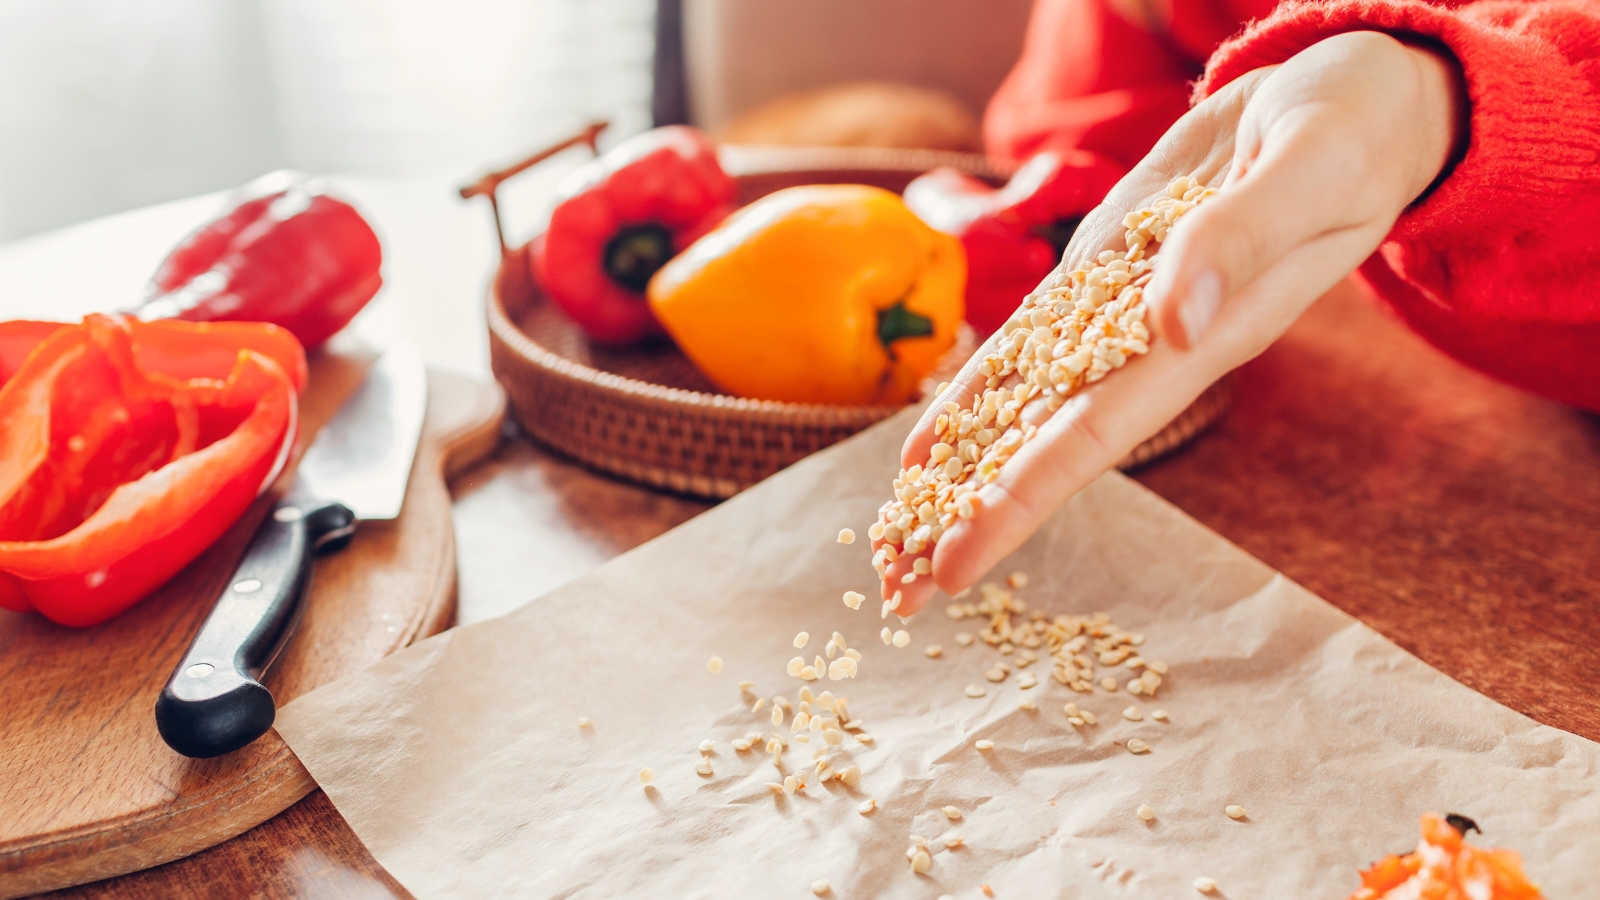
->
[[603, 224, 675, 292], [877, 300, 934, 347]]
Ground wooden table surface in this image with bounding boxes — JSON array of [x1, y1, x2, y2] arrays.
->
[[34, 278, 1600, 898]]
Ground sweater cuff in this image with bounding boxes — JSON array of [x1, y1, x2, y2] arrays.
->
[[1195, 0, 1600, 244]]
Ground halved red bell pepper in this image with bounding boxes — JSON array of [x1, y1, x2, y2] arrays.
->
[[0, 315, 306, 627], [134, 171, 383, 349], [904, 149, 1125, 334], [532, 125, 737, 345]]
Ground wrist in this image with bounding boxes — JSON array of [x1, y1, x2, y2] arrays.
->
[[1398, 39, 1468, 203]]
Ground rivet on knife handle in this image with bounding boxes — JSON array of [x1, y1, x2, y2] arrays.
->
[[155, 490, 355, 759]]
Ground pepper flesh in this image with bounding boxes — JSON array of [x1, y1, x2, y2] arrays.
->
[[647, 184, 965, 406], [0, 315, 305, 627], [136, 171, 383, 349], [532, 126, 737, 345], [1347, 814, 1545, 900], [904, 149, 1123, 334]]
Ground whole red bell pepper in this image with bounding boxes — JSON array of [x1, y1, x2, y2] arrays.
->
[[0, 315, 306, 627], [904, 150, 1125, 334], [532, 126, 737, 345], [134, 171, 383, 349]]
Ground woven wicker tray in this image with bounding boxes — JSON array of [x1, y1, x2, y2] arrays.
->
[[472, 131, 1230, 499]]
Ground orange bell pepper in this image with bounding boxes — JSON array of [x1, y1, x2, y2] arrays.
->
[[0, 315, 306, 627], [647, 184, 965, 406]]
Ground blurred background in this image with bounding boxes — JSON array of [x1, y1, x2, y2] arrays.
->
[[0, 0, 1031, 242]]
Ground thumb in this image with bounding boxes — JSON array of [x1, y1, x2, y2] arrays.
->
[[1146, 119, 1352, 349]]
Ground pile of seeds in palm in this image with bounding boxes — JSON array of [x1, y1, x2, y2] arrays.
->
[[868, 175, 1218, 576]]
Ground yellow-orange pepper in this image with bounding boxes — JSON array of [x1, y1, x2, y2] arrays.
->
[[647, 184, 965, 405]]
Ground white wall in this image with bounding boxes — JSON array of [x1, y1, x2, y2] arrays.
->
[[0, 0, 655, 243], [683, 0, 1031, 132]]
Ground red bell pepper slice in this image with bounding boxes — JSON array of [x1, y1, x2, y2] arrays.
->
[[0, 315, 304, 627], [532, 126, 737, 345], [135, 172, 383, 349], [904, 149, 1125, 334]]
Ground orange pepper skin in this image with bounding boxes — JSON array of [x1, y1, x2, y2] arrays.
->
[[647, 184, 965, 406], [1346, 814, 1545, 900], [0, 315, 303, 627]]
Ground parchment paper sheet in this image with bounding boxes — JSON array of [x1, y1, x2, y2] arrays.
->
[[276, 408, 1600, 899]]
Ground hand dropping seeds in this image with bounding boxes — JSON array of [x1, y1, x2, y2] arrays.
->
[[869, 176, 1217, 568]]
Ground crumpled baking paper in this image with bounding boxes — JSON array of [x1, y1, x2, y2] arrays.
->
[[275, 407, 1600, 899]]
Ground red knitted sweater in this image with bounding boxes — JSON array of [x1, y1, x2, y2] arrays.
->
[[988, 0, 1600, 411]]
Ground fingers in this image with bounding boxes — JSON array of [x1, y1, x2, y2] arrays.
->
[[880, 551, 938, 617], [899, 333, 997, 469], [928, 221, 1387, 596], [1146, 113, 1366, 350]]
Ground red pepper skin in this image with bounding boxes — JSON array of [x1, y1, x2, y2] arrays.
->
[[0, 321, 67, 385], [137, 172, 383, 349], [0, 315, 303, 627], [904, 150, 1124, 335], [532, 126, 737, 345]]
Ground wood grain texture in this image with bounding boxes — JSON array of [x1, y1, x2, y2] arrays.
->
[[37, 279, 1600, 898], [1133, 280, 1600, 742], [0, 362, 505, 899]]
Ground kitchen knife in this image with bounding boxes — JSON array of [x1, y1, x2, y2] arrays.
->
[[155, 342, 426, 759]]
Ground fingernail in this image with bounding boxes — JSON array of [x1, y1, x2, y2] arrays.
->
[[1178, 271, 1222, 346]]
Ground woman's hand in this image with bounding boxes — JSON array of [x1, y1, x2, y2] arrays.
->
[[879, 31, 1464, 614]]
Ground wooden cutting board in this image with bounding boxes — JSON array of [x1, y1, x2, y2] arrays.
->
[[0, 346, 505, 899]]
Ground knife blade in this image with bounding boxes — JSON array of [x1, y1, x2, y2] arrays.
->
[[155, 342, 426, 758]]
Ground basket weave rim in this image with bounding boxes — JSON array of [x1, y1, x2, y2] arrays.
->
[[487, 289, 906, 424]]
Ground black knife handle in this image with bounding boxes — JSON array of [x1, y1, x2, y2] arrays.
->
[[155, 490, 356, 759]]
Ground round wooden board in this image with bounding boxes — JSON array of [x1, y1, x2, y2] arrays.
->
[[0, 348, 506, 899]]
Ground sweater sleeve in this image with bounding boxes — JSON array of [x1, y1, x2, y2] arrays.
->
[[1195, 0, 1600, 410], [984, 0, 1203, 168]]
